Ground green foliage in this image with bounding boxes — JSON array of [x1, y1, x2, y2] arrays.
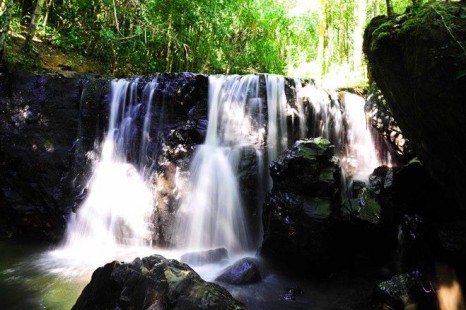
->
[[371, 20, 398, 51], [3, 0, 438, 80]]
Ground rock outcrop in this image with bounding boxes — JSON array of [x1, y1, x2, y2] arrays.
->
[[261, 138, 344, 273], [363, 2, 466, 214], [0, 70, 108, 241], [73, 254, 246, 310]]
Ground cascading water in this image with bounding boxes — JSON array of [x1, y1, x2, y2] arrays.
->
[[175, 75, 260, 252], [266, 74, 289, 162], [340, 91, 382, 176], [175, 74, 303, 253], [47, 75, 392, 267], [301, 83, 394, 178], [48, 79, 159, 269]]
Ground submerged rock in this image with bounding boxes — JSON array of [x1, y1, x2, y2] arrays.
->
[[73, 254, 246, 310], [215, 257, 262, 285], [180, 248, 229, 266]]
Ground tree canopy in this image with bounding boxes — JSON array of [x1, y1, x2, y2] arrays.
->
[[1, 0, 422, 82]]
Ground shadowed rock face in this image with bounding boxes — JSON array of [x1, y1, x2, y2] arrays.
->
[[363, 2, 466, 215], [0, 70, 109, 241], [72, 255, 246, 310]]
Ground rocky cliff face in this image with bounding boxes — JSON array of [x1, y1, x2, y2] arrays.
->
[[363, 2, 466, 214], [0, 70, 108, 241]]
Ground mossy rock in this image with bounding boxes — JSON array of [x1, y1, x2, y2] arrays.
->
[[73, 255, 246, 310], [293, 137, 334, 160]]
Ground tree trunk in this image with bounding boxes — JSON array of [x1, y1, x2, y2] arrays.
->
[[0, 0, 14, 61], [21, 0, 34, 25], [386, 0, 394, 16], [24, 0, 45, 51], [41, 0, 52, 28], [353, 0, 367, 73], [316, 0, 327, 78]]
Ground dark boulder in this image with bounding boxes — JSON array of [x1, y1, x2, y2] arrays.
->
[[215, 257, 262, 285], [73, 254, 246, 310], [363, 2, 466, 214], [261, 138, 342, 273], [270, 137, 340, 199], [373, 271, 437, 310], [262, 138, 400, 274], [235, 145, 262, 248]]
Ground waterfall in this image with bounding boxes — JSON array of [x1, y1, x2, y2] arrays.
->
[[55, 79, 158, 265], [175, 74, 305, 253], [266, 74, 288, 162], [48, 74, 393, 267], [176, 75, 260, 252], [301, 83, 391, 178], [340, 92, 381, 177]]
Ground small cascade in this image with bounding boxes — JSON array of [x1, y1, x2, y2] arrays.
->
[[301, 83, 393, 178], [140, 78, 159, 170], [340, 91, 381, 177], [294, 78, 308, 138], [176, 74, 305, 253], [266, 74, 289, 162], [55, 79, 159, 266], [176, 75, 261, 252]]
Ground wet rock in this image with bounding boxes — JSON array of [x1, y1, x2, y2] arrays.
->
[[262, 139, 394, 273], [215, 257, 262, 285], [261, 191, 335, 274], [373, 271, 437, 310], [365, 85, 411, 159], [73, 254, 246, 310], [270, 137, 341, 199], [180, 248, 229, 266], [235, 145, 262, 248], [262, 139, 340, 273], [369, 165, 396, 196], [282, 287, 304, 301]]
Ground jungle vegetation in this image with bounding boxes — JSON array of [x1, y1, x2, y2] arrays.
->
[[1, 0, 425, 83]]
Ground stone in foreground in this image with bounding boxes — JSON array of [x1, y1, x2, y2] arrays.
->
[[73, 254, 246, 310]]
